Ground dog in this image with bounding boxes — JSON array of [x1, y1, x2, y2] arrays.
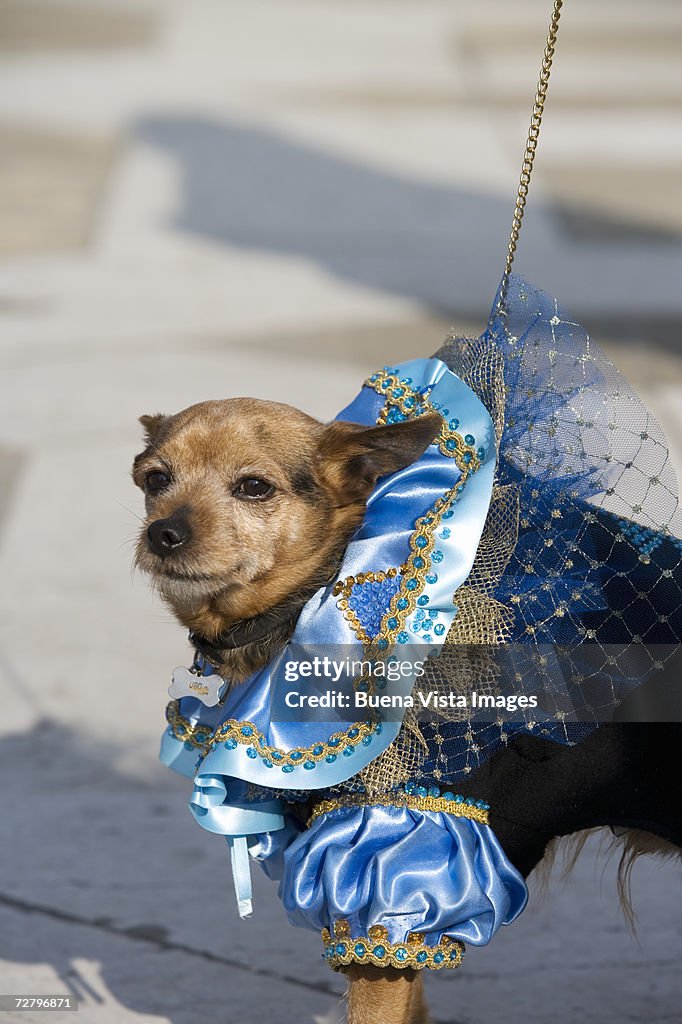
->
[[133, 397, 441, 1024], [134, 395, 682, 1024]]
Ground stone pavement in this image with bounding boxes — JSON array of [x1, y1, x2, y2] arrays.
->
[[0, 1, 681, 1021]]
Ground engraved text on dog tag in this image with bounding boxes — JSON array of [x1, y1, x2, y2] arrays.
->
[[169, 666, 227, 707]]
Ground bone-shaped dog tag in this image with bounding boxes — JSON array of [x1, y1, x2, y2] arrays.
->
[[169, 666, 227, 707]]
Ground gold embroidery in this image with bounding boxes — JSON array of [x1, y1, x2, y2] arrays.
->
[[321, 919, 465, 971], [165, 700, 378, 769], [308, 791, 490, 827], [366, 370, 481, 474]]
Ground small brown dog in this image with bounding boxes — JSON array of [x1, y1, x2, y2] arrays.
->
[[133, 397, 441, 1024]]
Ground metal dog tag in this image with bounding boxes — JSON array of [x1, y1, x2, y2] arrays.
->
[[169, 665, 228, 707]]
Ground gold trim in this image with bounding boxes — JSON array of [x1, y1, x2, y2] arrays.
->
[[322, 919, 465, 971], [366, 370, 481, 473], [308, 792, 490, 827], [165, 700, 378, 769]]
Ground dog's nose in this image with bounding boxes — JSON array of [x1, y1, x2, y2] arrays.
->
[[147, 513, 192, 558]]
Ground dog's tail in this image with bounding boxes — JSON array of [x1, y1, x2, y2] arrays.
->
[[532, 828, 681, 930]]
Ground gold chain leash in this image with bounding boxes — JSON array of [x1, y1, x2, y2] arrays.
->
[[499, 0, 564, 306]]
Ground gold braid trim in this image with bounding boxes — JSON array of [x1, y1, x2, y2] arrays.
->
[[308, 791, 490, 827], [322, 920, 465, 971], [165, 700, 378, 769]]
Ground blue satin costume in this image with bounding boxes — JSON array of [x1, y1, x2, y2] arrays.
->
[[160, 276, 682, 972]]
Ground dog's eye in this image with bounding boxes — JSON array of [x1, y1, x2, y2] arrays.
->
[[234, 477, 275, 500], [145, 470, 171, 493]]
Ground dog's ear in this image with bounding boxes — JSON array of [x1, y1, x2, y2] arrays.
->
[[139, 413, 167, 444], [318, 412, 442, 504]]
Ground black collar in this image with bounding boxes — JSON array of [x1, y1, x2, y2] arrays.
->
[[189, 604, 300, 666]]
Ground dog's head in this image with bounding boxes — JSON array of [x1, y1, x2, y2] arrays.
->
[[133, 397, 440, 636]]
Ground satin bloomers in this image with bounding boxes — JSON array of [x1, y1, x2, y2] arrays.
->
[[252, 794, 527, 970]]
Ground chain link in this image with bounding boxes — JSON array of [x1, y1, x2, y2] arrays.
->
[[499, 0, 564, 305]]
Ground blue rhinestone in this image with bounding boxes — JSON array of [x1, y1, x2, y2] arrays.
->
[[465, 434, 475, 445], [465, 797, 475, 805], [413, 556, 424, 569], [336, 943, 347, 956], [401, 377, 413, 384], [377, 638, 388, 650], [313, 745, 324, 756], [442, 510, 454, 519], [477, 447, 485, 459], [432, 402, 441, 411], [454, 794, 464, 803], [442, 408, 450, 416], [415, 609, 425, 620], [435, 624, 445, 636], [375, 723, 383, 734], [418, 595, 429, 606], [450, 949, 459, 960], [395, 948, 408, 962], [397, 597, 409, 610], [387, 617, 398, 629], [262, 759, 273, 768], [440, 528, 451, 539], [428, 786, 440, 797], [449, 418, 460, 430], [328, 737, 340, 747], [194, 731, 208, 742], [326, 754, 337, 763], [343, 746, 354, 757], [405, 782, 416, 794], [373, 945, 386, 958], [304, 760, 315, 770], [240, 725, 253, 736], [426, 573, 438, 584], [434, 951, 445, 964], [432, 550, 443, 563], [463, 452, 472, 464], [184, 741, 194, 751], [354, 943, 367, 957], [224, 738, 238, 750], [397, 631, 409, 643], [416, 951, 428, 963], [407, 579, 419, 590], [290, 751, 303, 760], [348, 727, 359, 738], [415, 536, 428, 549], [271, 750, 283, 760], [282, 764, 294, 773], [392, 387, 404, 397], [246, 747, 257, 759], [422, 633, 432, 642], [443, 791, 454, 801], [445, 439, 457, 452], [416, 786, 427, 798]]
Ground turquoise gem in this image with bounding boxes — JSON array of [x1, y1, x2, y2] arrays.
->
[[313, 745, 324, 755], [416, 951, 428, 963], [449, 418, 460, 430], [336, 943, 347, 955], [428, 786, 440, 797], [443, 791, 454, 801], [416, 785, 427, 797], [397, 631, 409, 643], [375, 723, 383, 734], [224, 738, 238, 750], [290, 751, 303, 760], [373, 945, 386, 958], [343, 747, 354, 757], [405, 782, 415, 794], [445, 439, 457, 452], [328, 737, 340, 747], [442, 509, 454, 519], [415, 609, 425, 620], [348, 727, 359, 738], [432, 550, 443, 563], [415, 536, 428, 548], [465, 796, 475, 805], [326, 754, 337, 763], [395, 948, 408, 962], [422, 633, 432, 642], [434, 951, 444, 964], [417, 595, 429, 606], [183, 741, 194, 752], [397, 597, 409, 610], [477, 447, 485, 459], [387, 617, 398, 629], [435, 624, 445, 636], [262, 759, 273, 768], [282, 764, 294, 773], [406, 579, 419, 590], [440, 527, 451, 539], [426, 573, 438, 584], [240, 725, 253, 736], [377, 638, 388, 650], [463, 452, 472, 464], [454, 794, 464, 802], [304, 760, 315, 770], [465, 434, 475, 445], [392, 387, 404, 397], [413, 556, 424, 569], [246, 747, 257, 758], [354, 943, 366, 957], [271, 750, 283, 760], [194, 731, 208, 742]]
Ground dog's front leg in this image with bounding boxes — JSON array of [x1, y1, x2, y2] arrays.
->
[[345, 965, 430, 1024]]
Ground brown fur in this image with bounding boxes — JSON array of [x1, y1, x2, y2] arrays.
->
[[532, 827, 682, 930], [133, 397, 441, 1022]]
